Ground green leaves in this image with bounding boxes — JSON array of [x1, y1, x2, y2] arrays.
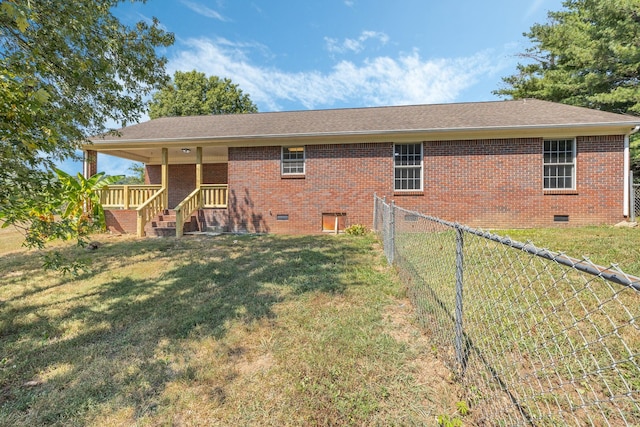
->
[[0, 0, 29, 32], [0, 0, 174, 267], [55, 169, 123, 232], [149, 70, 258, 118], [495, 0, 640, 115]]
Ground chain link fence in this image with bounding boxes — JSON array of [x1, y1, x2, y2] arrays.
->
[[373, 195, 640, 426], [633, 183, 639, 222]]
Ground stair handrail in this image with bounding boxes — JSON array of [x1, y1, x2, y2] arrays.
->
[[136, 187, 167, 237], [174, 187, 202, 238]]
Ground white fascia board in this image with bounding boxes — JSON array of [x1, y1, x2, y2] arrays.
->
[[85, 122, 640, 150]]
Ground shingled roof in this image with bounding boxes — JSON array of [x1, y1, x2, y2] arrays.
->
[[94, 99, 640, 144]]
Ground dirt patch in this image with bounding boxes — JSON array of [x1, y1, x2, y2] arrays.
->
[[235, 353, 275, 376], [383, 299, 470, 423]]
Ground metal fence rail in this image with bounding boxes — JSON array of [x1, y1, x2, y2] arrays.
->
[[373, 195, 640, 426]]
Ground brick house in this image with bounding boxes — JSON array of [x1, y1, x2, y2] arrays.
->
[[85, 99, 640, 236]]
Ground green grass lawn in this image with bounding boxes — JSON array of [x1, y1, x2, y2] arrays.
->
[[497, 225, 640, 276], [0, 232, 465, 426]]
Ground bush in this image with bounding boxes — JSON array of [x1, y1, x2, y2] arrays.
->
[[345, 224, 368, 236]]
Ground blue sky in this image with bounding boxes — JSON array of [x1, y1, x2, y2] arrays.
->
[[69, 0, 565, 175]]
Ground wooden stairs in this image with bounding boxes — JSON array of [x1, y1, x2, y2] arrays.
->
[[145, 209, 227, 237], [145, 209, 198, 237]]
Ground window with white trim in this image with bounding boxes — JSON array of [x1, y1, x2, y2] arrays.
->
[[394, 143, 423, 191], [543, 139, 575, 190], [282, 146, 305, 175]]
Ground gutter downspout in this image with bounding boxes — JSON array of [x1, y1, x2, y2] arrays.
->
[[624, 125, 640, 217]]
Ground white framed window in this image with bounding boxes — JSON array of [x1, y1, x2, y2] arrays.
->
[[543, 139, 576, 190], [282, 146, 305, 175], [394, 143, 423, 191]]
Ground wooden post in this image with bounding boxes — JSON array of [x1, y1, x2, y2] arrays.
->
[[196, 147, 203, 190], [161, 148, 168, 209], [136, 212, 144, 238], [123, 185, 130, 210], [175, 209, 184, 238]]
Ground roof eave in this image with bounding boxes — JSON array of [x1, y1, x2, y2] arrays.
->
[[84, 121, 640, 150]]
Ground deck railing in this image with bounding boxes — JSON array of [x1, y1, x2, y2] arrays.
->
[[201, 184, 228, 208], [99, 185, 162, 209], [174, 184, 228, 237], [136, 187, 167, 237]]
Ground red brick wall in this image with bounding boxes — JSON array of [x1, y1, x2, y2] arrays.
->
[[105, 210, 137, 234], [397, 135, 624, 227], [146, 163, 228, 208], [227, 136, 625, 233], [196, 208, 229, 231], [228, 143, 390, 233]]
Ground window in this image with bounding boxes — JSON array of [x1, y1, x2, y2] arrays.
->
[[282, 146, 305, 175], [394, 143, 423, 191], [543, 139, 575, 190]]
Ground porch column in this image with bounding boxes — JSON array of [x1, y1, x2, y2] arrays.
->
[[196, 147, 203, 189], [83, 150, 98, 178], [624, 135, 630, 217], [161, 148, 168, 208]]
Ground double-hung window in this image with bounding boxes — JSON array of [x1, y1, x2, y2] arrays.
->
[[543, 139, 575, 190], [282, 146, 305, 175], [394, 143, 423, 191]]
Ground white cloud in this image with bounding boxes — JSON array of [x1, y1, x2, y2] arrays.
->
[[169, 38, 499, 111], [180, 0, 229, 21], [344, 0, 355, 7], [325, 31, 390, 54]]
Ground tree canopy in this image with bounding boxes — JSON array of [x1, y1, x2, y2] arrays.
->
[[148, 70, 258, 118], [495, 0, 640, 176], [0, 0, 173, 249], [495, 0, 640, 115]]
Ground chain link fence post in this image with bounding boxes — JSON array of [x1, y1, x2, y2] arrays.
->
[[631, 170, 636, 223], [388, 200, 395, 265], [454, 226, 466, 377], [373, 193, 378, 231]]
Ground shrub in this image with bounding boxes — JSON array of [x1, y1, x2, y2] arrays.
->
[[345, 224, 368, 235]]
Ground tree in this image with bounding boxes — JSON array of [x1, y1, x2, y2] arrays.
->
[[55, 169, 123, 234], [633, 138, 640, 182], [0, 1, 174, 249], [494, 0, 640, 174], [495, 0, 640, 114], [114, 163, 146, 185], [148, 70, 258, 118]]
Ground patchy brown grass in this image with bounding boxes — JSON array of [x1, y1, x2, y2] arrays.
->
[[0, 232, 465, 426], [0, 224, 26, 254]]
